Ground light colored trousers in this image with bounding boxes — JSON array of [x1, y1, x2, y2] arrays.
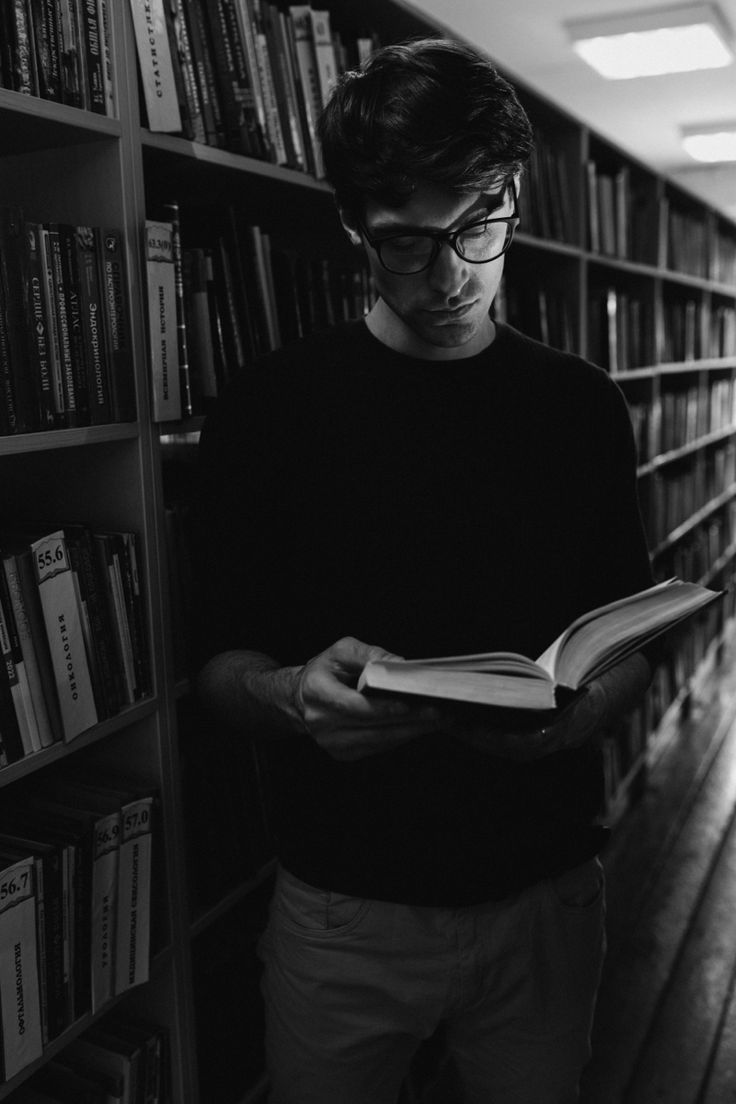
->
[[258, 859, 605, 1104]]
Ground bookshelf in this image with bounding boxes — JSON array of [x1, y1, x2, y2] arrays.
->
[[0, 1, 734, 1101]]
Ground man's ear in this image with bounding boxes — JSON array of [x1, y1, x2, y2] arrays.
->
[[338, 207, 363, 247]]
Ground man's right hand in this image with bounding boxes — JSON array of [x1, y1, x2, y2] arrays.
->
[[293, 636, 439, 761]]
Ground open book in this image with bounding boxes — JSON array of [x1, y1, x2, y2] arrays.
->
[[358, 578, 722, 711]]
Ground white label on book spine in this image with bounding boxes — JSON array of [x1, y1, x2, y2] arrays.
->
[[127, 0, 182, 132]]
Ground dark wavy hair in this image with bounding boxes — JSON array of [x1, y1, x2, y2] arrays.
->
[[317, 37, 534, 220]]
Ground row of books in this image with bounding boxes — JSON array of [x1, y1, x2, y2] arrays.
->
[[585, 161, 659, 266], [0, 768, 154, 1081], [643, 442, 736, 547], [517, 131, 573, 244], [0, 207, 135, 436], [495, 279, 576, 354], [145, 206, 375, 420], [131, 0, 375, 176], [658, 378, 736, 454], [0, 0, 114, 115], [0, 524, 150, 762], [662, 499, 736, 583], [602, 582, 735, 815], [712, 229, 736, 288], [709, 304, 736, 360], [17, 1013, 167, 1103], [588, 287, 655, 374], [663, 200, 709, 280]]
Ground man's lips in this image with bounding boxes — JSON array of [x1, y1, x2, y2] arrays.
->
[[425, 300, 477, 320]]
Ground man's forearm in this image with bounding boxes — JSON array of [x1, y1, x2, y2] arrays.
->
[[195, 650, 305, 736]]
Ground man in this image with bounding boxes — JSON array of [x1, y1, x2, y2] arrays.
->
[[194, 37, 654, 1104]]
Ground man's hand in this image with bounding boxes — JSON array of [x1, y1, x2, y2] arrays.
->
[[447, 650, 652, 762], [294, 637, 438, 761]]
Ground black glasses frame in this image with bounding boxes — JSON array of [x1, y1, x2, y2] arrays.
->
[[359, 179, 520, 275]]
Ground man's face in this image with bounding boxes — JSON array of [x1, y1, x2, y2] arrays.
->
[[346, 179, 515, 360]]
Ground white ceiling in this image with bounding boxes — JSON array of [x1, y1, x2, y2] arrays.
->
[[408, 0, 736, 220]]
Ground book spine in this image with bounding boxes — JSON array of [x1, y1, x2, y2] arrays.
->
[[14, 549, 64, 746], [96, 0, 115, 116], [96, 227, 137, 422], [0, 565, 40, 754], [78, 0, 105, 113], [75, 224, 112, 425], [31, 530, 99, 741], [0, 855, 43, 1080], [2, 554, 56, 749], [59, 222, 91, 424], [7, 0, 37, 95], [39, 224, 68, 424], [127, 0, 182, 131], [183, 0, 226, 146], [91, 808, 120, 1012], [308, 8, 337, 107], [0, 205, 35, 433], [115, 797, 153, 994], [287, 5, 324, 177], [57, 0, 85, 108], [161, 203, 192, 418], [47, 223, 80, 427], [24, 221, 58, 429], [232, 0, 271, 158], [145, 219, 181, 421], [165, 0, 207, 143]]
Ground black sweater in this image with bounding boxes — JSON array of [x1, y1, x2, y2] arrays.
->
[[194, 320, 654, 905]]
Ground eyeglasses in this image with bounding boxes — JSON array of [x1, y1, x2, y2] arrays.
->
[[359, 179, 520, 276]]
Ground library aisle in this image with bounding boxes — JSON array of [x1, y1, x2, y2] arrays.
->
[[580, 632, 736, 1104]]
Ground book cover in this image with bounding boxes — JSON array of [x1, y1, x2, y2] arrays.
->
[[127, 0, 181, 131], [0, 851, 43, 1080], [145, 219, 181, 421], [30, 529, 99, 740], [359, 579, 723, 712]]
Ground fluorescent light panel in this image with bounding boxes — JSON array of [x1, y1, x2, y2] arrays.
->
[[567, 3, 734, 78], [682, 123, 736, 160]]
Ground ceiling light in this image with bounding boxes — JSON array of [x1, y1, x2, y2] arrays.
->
[[566, 3, 734, 79], [682, 122, 736, 160]]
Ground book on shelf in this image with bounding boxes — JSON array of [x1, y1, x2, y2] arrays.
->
[[358, 578, 723, 713], [127, 0, 183, 132], [145, 219, 182, 422], [0, 849, 44, 1080], [0, 1, 36, 96], [0, 560, 43, 756], [163, 0, 207, 144], [2, 550, 59, 749], [184, 0, 227, 146], [96, 227, 137, 423], [114, 793, 153, 995]]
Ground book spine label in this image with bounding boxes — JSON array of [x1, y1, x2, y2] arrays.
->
[[127, 0, 182, 131], [0, 857, 43, 1079], [31, 531, 98, 740], [145, 221, 181, 421]]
